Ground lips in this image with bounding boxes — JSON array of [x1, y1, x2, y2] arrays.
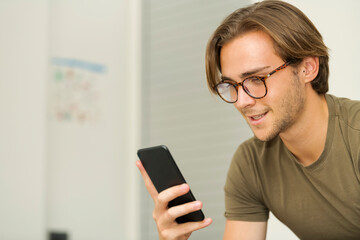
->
[[248, 111, 268, 125]]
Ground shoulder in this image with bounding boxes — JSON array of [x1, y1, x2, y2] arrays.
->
[[327, 94, 360, 130], [327, 94, 360, 169], [227, 137, 263, 181], [233, 137, 263, 161], [230, 137, 262, 171], [224, 137, 281, 221], [326, 95, 360, 186]]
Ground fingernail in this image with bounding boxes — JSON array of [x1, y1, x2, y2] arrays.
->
[[136, 160, 142, 167], [194, 201, 201, 209], [180, 184, 188, 191], [204, 218, 212, 224]]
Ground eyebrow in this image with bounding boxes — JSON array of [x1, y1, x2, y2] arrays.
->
[[239, 65, 271, 78], [221, 65, 271, 81]]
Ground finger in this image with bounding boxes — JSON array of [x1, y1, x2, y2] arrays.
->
[[157, 183, 190, 208], [136, 160, 158, 199], [166, 201, 203, 222], [161, 218, 212, 239], [176, 218, 213, 235]]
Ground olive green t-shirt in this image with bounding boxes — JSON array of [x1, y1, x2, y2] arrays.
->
[[224, 94, 360, 239]]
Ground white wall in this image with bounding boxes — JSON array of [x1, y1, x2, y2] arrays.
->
[[46, 0, 141, 240], [0, 0, 141, 239], [0, 1, 48, 239]]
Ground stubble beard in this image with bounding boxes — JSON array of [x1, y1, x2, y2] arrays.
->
[[256, 73, 305, 142]]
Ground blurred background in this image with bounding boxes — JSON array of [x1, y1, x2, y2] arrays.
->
[[0, 0, 359, 239]]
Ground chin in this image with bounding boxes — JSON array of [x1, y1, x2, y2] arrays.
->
[[253, 129, 279, 142], [254, 134, 268, 142]]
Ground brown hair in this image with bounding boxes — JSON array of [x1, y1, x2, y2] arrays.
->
[[205, 0, 329, 95]]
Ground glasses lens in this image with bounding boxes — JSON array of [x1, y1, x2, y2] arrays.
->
[[243, 77, 266, 98], [216, 83, 237, 103]]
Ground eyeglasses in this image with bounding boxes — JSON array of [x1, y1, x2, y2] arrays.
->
[[215, 61, 291, 103]]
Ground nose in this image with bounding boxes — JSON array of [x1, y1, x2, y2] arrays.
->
[[234, 86, 256, 110]]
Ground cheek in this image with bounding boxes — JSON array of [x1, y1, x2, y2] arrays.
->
[[265, 77, 290, 101]]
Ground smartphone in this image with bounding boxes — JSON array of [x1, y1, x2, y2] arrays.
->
[[137, 145, 205, 223]]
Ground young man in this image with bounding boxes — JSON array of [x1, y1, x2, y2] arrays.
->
[[137, 0, 360, 239]]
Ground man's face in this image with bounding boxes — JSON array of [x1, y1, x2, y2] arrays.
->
[[220, 31, 305, 141]]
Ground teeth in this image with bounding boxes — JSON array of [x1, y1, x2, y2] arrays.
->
[[252, 114, 265, 120]]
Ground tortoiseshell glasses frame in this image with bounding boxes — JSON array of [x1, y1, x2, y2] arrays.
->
[[215, 61, 292, 103]]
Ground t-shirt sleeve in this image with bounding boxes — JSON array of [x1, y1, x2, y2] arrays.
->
[[224, 143, 269, 222], [335, 96, 360, 184], [347, 100, 360, 183]]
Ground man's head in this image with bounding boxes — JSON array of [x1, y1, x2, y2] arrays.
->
[[206, 0, 330, 141], [205, 0, 329, 95]]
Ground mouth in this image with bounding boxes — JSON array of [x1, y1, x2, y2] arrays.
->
[[248, 111, 268, 125]]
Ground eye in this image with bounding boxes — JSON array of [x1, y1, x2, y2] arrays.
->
[[245, 77, 264, 86], [221, 79, 238, 86]]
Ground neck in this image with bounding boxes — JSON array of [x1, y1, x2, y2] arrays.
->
[[280, 92, 329, 166]]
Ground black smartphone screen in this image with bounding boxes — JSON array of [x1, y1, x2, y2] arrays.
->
[[137, 145, 205, 223]]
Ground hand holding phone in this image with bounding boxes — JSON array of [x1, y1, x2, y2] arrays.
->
[[136, 145, 212, 239], [137, 145, 204, 223]]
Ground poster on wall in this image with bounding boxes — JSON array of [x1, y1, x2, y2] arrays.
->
[[49, 57, 107, 124]]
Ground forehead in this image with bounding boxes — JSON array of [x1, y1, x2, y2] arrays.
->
[[220, 31, 281, 75]]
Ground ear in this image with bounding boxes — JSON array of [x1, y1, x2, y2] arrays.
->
[[301, 57, 319, 83]]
